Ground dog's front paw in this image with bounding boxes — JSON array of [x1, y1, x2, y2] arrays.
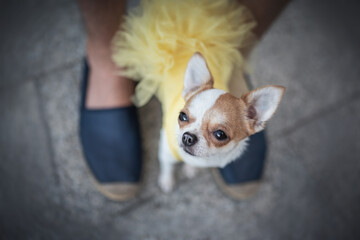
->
[[158, 175, 175, 193], [182, 164, 198, 179]]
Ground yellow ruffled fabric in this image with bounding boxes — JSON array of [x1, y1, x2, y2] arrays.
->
[[112, 0, 255, 160]]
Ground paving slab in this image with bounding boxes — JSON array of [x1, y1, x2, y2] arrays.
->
[[249, 0, 360, 136], [286, 96, 360, 239], [0, 81, 62, 239], [1, 0, 360, 238], [0, 0, 85, 88]]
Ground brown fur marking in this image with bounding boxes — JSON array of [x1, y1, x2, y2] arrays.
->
[[201, 93, 252, 148]]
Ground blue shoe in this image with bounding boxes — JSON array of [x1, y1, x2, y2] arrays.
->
[[212, 131, 267, 200], [79, 60, 142, 201]]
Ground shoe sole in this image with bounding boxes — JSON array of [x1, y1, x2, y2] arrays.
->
[[93, 179, 141, 202], [211, 168, 261, 201], [84, 158, 143, 202]]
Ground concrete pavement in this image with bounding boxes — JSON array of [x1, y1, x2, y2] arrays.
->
[[1, 0, 359, 239]]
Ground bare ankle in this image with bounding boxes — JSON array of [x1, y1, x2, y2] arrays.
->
[[85, 42, 134, 109]]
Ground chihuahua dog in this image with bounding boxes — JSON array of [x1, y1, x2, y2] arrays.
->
[[158, 53, 285, 192], [111, 0, 285, 193]]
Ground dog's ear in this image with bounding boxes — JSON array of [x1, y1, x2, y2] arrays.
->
[[182, 52, 213, 100], [242, 85, 285, 133]]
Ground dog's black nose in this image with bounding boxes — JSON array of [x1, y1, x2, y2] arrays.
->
[[182, 132, 198, 146]]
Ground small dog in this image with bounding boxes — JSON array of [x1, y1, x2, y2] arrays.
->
[[158, 53, 285, 192], [111, 0, 285, 193]]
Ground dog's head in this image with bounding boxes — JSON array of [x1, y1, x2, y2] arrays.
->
[[177, 53, 285, 167]]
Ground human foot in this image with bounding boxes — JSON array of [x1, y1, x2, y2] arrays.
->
[[80, 60, 143, 201]]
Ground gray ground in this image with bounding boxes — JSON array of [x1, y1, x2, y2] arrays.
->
[[1, 0, 359, 239]]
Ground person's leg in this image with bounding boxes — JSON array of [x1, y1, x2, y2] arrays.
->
[[78, 0, 133, 108], [241, 0, 290, 38], [78, 0, 143, 201]]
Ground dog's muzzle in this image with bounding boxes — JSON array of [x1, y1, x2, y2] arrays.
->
[[182, 132, 198, 147]]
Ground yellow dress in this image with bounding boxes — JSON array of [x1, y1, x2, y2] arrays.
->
[[112, 0, 255, 160]]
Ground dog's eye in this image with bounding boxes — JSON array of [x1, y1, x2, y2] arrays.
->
[[213, 130, 227, 141], [179, 112, 188, 122]]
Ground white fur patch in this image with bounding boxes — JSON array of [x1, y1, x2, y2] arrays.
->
[[158, 129, 178, 192], [249, 86, 284, 122], [188, 89, 226, 122], [182, 53, 212, 99], [247, 86, 284, 132]]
